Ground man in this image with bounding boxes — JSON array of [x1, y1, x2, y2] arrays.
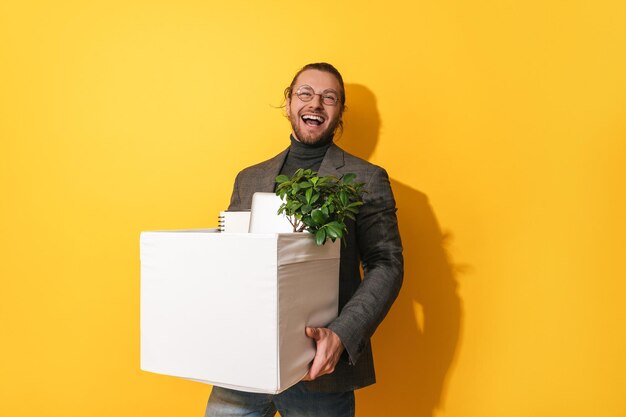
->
[[205, 63, 403, 417]]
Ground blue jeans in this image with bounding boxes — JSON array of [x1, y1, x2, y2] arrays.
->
[[204, 382, 355, 417]]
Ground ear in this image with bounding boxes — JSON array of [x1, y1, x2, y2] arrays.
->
[[285, 96, 292, 119]]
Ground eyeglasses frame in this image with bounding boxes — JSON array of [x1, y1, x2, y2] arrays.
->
[[294, 85, 340, 106]]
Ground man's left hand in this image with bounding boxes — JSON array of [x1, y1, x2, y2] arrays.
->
[[302, 327, 345, 381]]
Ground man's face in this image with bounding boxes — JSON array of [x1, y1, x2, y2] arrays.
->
[[286, 69, 343, 145]]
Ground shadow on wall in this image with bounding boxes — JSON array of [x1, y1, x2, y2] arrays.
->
[[338, 84, 464, 417]]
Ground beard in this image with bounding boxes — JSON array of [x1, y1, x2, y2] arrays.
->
[[290, 115, 340, 147]]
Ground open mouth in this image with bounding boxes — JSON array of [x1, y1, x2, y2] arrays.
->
[[301, 114, 325, 126]]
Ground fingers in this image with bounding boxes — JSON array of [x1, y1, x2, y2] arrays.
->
[[301, 327, 344, 382], [306, 354, 324, 381], [305, 326, 321, 340], [304, 328, 322, 380]]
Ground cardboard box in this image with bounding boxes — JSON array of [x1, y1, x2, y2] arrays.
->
[[140, 229, 340, 393]]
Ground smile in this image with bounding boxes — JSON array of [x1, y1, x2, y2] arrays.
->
[[301, 114, 326, 126]]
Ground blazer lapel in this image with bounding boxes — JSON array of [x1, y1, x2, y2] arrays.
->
[[259, 148, 290, 192], [318, 144, 345, 178]]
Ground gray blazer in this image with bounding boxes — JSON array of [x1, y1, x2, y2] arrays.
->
[[228, 143, 404, 392]]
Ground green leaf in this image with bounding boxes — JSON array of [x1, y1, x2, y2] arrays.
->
[[311, 209, 325, 225], [327, 221, 344, 237], [276, 175, 290, 183], [339, 191, 348, 206], [326, 224, 339, 239], [315, 229, 326, 246], [305, 187, 313, 203], [287, 201, 301, 210], [342, 173, 356, 183]]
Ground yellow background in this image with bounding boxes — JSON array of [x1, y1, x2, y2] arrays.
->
[[1, 1, 625, 416]]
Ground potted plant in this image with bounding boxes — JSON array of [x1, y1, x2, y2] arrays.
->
[[275, 168, 366, 245]]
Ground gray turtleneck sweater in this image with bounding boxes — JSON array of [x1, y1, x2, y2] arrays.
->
[[279, 135, 333, 178]]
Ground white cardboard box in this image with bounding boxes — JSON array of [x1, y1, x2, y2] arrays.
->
[[140, 229, 340, 394]]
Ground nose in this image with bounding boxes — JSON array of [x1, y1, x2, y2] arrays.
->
[[309, 93, 324, 108]]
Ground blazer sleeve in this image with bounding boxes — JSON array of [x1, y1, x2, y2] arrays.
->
[[227, 172, 243, 211], [328, 167, 404, 364]]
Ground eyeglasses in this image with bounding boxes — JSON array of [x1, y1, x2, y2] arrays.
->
[[295, 85, 340, 106]]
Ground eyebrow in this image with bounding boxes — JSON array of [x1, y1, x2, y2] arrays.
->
[[299, 85, 339, 94]]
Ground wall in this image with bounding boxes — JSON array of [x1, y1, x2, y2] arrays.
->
[[1, 1, 625, 416]]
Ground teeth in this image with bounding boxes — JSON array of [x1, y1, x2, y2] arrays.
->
[[302, 114, 325, 122]]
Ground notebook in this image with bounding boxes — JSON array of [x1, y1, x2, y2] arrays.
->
[[248, 193, 293, 233], [218, 211, 251, 233]]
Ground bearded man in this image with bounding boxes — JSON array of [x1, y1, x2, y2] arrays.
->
[[205, 62, 403, 417]]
